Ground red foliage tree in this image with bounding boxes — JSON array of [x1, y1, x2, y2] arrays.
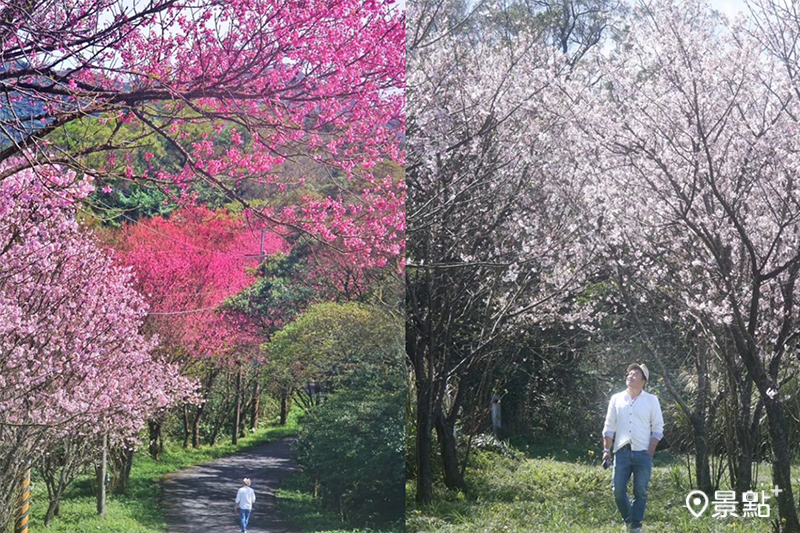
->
[[112, 207, 284, 361], [110, 207, 285, 448]]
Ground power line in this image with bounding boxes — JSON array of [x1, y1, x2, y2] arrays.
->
[[147, 306, 219, 316]]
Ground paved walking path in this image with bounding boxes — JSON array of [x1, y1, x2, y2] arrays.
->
[[163, 437, 300, 533]]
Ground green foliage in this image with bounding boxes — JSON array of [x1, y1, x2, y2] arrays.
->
[[277, 301, 405, 527], [295, 386, 405, 527], [265, 301, 404, 393], [222, 242, 317, 337], [46, 112, 258, 226]]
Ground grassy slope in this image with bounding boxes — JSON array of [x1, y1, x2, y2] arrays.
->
[[407, 448, 781, 533]]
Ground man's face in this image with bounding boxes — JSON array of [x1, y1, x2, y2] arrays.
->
[[626, 368, 645, 388]]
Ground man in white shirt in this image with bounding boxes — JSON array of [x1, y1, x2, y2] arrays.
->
[[602, 363, 664, 533], [234, 478, 256, 533]]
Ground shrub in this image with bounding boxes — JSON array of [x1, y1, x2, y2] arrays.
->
[[295, 385, 405, 527]]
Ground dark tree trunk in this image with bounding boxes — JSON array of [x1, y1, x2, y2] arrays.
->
[[233, 366, 242, 445], [689, 413, 713, 496], [44, 499, 60, 526], [96, 434, 107, 516], [251, 379, 260, 431], [415, 376, 433, 504], [192, 402, 206, 449], [765, 397, 800, 532], [192, 369, 216, 448], [44, 499, 62, 525], [728, 312, 800, 531], [117, 448, 134, 495], [280, 389, 288, 425], [148, 420, 162, 461], [210, 423, 221, 447], [435, 410, 465, 491], [182, 404, 190, 449], [733, 378, 754, 497]]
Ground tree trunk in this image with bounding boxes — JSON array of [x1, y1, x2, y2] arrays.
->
[[414, 351, 434, 504], [192, 370, 216, 448], [148, 420, 163, 460], [44, 499, 59, 527], [233, 366, 242, 445], [280, 389, 288, 425], [733, 378, 754, 498], [182, 404, 191, 449], [764, 397, 800, 532], [117, 448, 134, 495], [251, 379, 260, 431], [192, 402, 206, 449], [435, 410, 465, 491], [96, 434, 107, 516], [689, 414, 713, 495]]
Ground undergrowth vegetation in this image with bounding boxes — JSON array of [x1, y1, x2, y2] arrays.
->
[[407, 445, 783, 533]]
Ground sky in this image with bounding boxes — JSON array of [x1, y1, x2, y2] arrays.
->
[[709, 0, 748, 16]]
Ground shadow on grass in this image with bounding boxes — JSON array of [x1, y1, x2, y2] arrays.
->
[[508, 437, 681, 468]]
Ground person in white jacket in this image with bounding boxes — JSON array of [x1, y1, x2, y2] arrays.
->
[[602, 363, 664, 533], [234, 478, 256, 533]]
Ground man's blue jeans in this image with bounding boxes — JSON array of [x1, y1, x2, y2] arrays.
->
[[239, 508, 251, 532], [612, 446, 653, 529]]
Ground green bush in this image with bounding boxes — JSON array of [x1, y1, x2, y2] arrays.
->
[[296, 386, 405, 527]]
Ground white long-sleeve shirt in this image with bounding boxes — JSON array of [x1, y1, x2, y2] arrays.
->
[[603, 390, 664, 453], [235, 486, 256, 510]]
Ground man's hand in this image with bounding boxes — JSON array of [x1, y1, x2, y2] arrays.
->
[[648, 437, 659, 456], [602, 450, 612, 464]]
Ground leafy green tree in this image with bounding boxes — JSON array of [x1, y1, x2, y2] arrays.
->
[[283, 303, 404, 526], [265, 302, 404, 400]]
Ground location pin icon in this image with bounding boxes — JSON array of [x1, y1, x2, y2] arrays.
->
[[686, 490, 709, 518]]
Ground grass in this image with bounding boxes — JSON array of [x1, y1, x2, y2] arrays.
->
[[407, 445, 783, 533], [275, 471, 403, 533], [27, 415, 300, 533]]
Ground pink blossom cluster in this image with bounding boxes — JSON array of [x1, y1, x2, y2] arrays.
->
[[284, 176, 406, 270], [408, 12, 596, 327], [560, 0, 800, 345], [0, 165, 196, 441], [1, 0, 405, 267]]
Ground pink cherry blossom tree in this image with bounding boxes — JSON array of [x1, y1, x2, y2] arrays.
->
[[407, 0, 615, 502], [0, 164, 195, 526], [0, 0, 405, 267], [109, 207, 283, 451], [564, 0, 800, 527]]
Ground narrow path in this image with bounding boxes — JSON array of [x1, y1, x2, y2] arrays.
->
[[163, 437, 300, 533]]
